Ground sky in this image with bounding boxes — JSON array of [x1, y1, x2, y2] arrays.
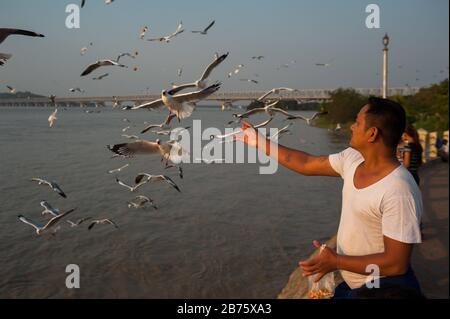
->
[[0, 0, 448, 97]]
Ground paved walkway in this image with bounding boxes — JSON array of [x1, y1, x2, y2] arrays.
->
[[412, 159, 449, 299]]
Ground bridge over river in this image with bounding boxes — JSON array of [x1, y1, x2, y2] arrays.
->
[[0, 87, 420, 107]]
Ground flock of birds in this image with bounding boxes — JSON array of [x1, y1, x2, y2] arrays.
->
[[1, 8, 334, 237]]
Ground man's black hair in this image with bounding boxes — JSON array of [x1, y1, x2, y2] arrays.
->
[[365, 97, 406, 149]]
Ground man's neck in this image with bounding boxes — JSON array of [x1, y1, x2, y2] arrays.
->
[[358, 146, 399, 171]]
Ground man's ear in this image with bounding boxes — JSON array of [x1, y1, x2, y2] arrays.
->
[[367, 127, 379, 143]]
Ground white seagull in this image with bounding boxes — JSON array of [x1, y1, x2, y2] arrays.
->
[[283, 110, 328, 125], [140, 113, 176, 133], [107, 163, 130, 174], [115, 177, 149, 192], [139, 26, 149, 39], [88, 219, 118, 230], [230, 100, 286, 122], [40, 200, 60, 217], [128, 195, 158, 210], [171, 52, 229, 90], [107, 139, 189, 165], [69, 88, 85, 93], [257, 87, 299, 102], [81, 59, 127, 76], [134, 173, 181, 193], [31, 177, 67, 198], [147, 21, 184, 43], [212, 117, 273, 140], [191, 20, 215, 35], [18, 208, 76, 235], [134, 83, 221, 121], [6, 85, 16, 94], [48, 108, 58, 127], [66, 217, 92, 228], [93, 73, 109, 80]]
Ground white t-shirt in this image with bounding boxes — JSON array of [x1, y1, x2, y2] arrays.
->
[[329, 147, 423, 289]]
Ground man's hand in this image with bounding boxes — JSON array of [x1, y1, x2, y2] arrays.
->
[[299, 240, 338, 282], [233, 120, 261, 148]]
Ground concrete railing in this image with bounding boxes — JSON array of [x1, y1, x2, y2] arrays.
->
[[418, 129, 449, 162]]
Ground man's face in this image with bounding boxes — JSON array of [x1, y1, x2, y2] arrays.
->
[[350, 105, 370, 149]]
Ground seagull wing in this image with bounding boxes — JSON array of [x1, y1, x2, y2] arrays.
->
[[199, 52, 229, 81], [105, 219, 119, 228], [50, 182, 67, 198], [270, 107, 298, 118], [107, 140, 161, 157], [203, 20, 215, 32], [81, 62, 101, 76], [115, 178, 135, 191], [157, 175, 181, 192], [172, 83, 221, 103], [43, 208, 76, 230], [18, 215, 42, 231], [237, 108, 265, 118], [135, 173, 151, 184], [257, 89, 275, 101], [168, 83, 197, 93], [88, 221, 97, 230], [132, 99, 164, 110], [0, 28, 45, 44]]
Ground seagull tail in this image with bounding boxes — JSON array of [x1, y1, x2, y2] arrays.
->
[[178, 103, 195, 119]]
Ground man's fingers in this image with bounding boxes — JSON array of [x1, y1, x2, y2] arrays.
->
[[299, 257, 319, 267]]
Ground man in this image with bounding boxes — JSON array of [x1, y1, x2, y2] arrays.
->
[[236, 97, 423, 298]]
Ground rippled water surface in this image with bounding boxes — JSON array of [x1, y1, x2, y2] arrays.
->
[[0, 106, 348, 298]]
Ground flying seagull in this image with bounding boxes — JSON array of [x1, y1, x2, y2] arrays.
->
[[69, 88, 85, 93], [134, 83, 221, 120], [107, 163, 130, 174], [88, 219, 118, 230], [115, 177, 149, 192], [31, 177, 67, 198], [140, 113, 177, 134], [66, 217, 92, 228], [6, 85, 16, 93], [240, 78, 258, 84], [93, 73, 109, 80], [147, 21, 184, 43], [81, 59, 127, 76], [212, 117, 273, 140], [162, 83, 221, 120], [230, 100, 286, 122], [107, 138, 189, 165], [191, 20, 215, 35], [116, 52, 136, 63], [251, 56, 264, 60], [48, 108, 58, 127], [18, 208, 76, 235], [283, 110, 328, 125], [139, 26, 149, 39], [257, 87, 298, 102], [128, 195, 158, 210], [40, 200, 60, 217], [134, 173, 181, 193], [171, 52, 229, 90], [0, 28, 45, 45]]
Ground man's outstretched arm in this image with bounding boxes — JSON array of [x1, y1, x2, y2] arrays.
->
[[236, 121, 339, 177]]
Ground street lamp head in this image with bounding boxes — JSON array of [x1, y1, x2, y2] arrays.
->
[[383, 33, 390, 47]]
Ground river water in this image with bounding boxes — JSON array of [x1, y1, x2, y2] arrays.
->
[[0, 106, 348, 298]]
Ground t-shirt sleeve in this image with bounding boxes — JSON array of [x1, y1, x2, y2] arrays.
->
[[328, 147, 362, 178], [381, 192, 423, 244]]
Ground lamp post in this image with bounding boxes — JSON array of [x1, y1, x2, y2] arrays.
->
[[382, 33, 390, 98]]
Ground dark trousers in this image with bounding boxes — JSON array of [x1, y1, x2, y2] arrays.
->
[[332, 267, 423, 299]]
